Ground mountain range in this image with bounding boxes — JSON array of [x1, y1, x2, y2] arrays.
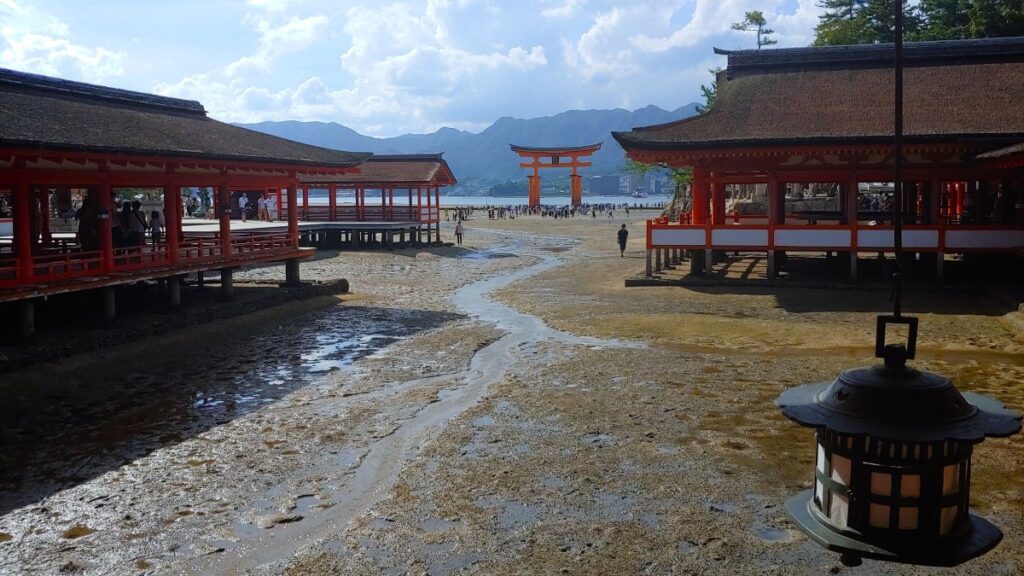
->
[[238, 104, 698, 192]]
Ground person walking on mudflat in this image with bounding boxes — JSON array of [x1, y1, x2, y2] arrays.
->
[[617, 224, 628, 257], [455, 219, 464, 246]]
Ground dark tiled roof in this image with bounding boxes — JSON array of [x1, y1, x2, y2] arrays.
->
[[510, 142, 602, 153], [0, 68, 370, 168], [301, 154, 457, 186], [614, 38, 1024, 151]]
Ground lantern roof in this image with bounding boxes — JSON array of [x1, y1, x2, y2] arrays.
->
[[777, 364, 1021, 442]]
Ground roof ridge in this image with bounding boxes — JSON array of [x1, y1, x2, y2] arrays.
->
[[715, 37, 1024, 74], [0, 67, 206, 115], [368, 153, 445, 161]]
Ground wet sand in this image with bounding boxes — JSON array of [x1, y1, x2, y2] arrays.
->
[[0, 214, 1021, 575]]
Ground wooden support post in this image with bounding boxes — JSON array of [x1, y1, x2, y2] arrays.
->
[[19, 299, 35, 340], [168, 275, 181, 309], [287, 175, 299, 247], [690, 250, 705, 274], [301, 185, 309, 219], [645, 250, 652, 276], [329, 184, 337, 221], [767, 251, 776, 279], [103, 287, 116, 322], [220, 268, 234, 300], [285, 259, 301, 286], [935, 253, 944, 283], [654, 247, 662, 272]]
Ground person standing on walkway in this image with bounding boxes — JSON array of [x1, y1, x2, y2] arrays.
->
[[617, 224, 628, 257], [454, 219, 464, 246], [238, 193, 249, 223]]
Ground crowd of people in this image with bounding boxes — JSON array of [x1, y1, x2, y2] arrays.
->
[[444, 201, 661, 222], [75, 196, 163, 251]]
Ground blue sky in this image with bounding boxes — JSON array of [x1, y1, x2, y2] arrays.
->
[[0, 0, 821, 136]]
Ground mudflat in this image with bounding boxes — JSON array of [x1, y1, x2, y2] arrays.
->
[[0, 214, 1021, 575]]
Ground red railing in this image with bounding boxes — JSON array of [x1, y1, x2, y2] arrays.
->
[[178, 237, 224, 261], [31, 249, 105, 282], [1, 232, 301, 295], [113, 244, 171, 271], [0, 257, 19, 288], [229, 232, 293, 255]]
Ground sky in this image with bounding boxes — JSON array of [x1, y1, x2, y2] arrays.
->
[[0, 0, 821, 137]]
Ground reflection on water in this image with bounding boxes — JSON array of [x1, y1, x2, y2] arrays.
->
[[0, 305, 454, 515]]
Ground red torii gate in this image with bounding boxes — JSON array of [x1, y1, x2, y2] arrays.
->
[[510, 143, 602, 207]]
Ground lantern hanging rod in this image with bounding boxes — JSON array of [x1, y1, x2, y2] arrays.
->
[[892, 0, 905, 320]]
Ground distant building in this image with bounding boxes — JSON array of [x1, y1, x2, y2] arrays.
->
[[614, 37, 1024, 280]]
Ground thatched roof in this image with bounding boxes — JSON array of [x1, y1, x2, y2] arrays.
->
[[301, 154, 456, 186], [613, 37, 1024, 151], [0, 68, 370, 167]]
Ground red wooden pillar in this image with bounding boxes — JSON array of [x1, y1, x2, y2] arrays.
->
[[426, 183, 432, 224], [417, 187, 423, 222], [711, 177, 727, 225], [388, 187, 394, 220], [13, 176, 32, 282], [219, 178, 232, 256], [287, 176, 299, 247], [301, 185, 309, 219], [275, 188, 283, 221], [381, 187, 386, 220], [97, 164, 114, 272], [328, 184, 337, 220], [164, 173, 180, 263], [691, 169, 708, 225]]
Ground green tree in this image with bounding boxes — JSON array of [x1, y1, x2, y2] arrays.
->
[[731, 10, 778, 48], [814, 0, 1022, 45], [814, 0, 870, 45], [695, 68, 722, 114], [914, 0, 971, 39]]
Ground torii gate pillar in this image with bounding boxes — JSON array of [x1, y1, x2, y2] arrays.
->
[[511, 143, 602, 208]]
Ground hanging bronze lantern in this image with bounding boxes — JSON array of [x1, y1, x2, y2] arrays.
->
[[777, 317, 1021, 566]]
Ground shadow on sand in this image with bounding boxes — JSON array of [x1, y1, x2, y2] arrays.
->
[[652, 253, 1022, 316], [0, 303, 464, 517]]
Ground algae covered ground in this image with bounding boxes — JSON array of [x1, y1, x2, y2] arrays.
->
[[0, 214, 1021, 575]]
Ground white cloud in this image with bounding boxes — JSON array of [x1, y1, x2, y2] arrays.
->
[[225, 13, 329, 76], [542, 0, 586, 19], [0, 2, 124, 81], [246, 0, 295, 12]]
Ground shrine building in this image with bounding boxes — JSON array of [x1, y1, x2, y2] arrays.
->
[[613, 37, 1024, 281], [0, 68, 369, 337]]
